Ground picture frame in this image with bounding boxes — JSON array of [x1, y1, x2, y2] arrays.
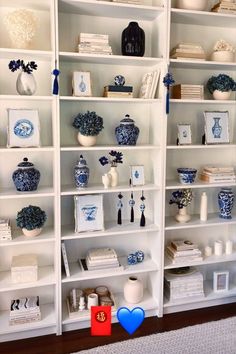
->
[[177, 124, 192, 145], [204, 111, 230, 144], [213, 271, 229, 293], [130, 165, 145, 186], [74, 194, 104, 233], [7, 109, 40, 148], [72, 71, 92, 97]]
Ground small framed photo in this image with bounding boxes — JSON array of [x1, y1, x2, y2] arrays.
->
[[204, 111, 229, 144], [7, 109, 40, 148], [177, 124, 192, 145], [213, 271, 229, 293], [72, 71, 92, 97], [130, 165, 145, 186], [74, 194, 104, 233]]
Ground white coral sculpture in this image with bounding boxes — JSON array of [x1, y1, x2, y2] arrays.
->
[[213, 39, 235, 53]]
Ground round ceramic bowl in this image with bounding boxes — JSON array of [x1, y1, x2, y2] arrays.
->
[[176, 0, 207, 11], [177, 168, 197, 184], [211, 51, 234, 63]]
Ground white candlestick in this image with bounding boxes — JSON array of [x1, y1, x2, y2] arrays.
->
[[214, 240, 223, 256], [200, 192, 208, 221], [225, 240, 233, 255], [204, 246, 212, 257]]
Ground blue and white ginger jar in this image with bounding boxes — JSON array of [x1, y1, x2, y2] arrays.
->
[[74, 155, 89, 188], [12, 157, 40, 192], [115, 114, 139, 145], [218, 188, 234, 219]]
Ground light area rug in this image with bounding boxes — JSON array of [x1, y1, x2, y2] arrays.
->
[[74, 316, 236, 354]]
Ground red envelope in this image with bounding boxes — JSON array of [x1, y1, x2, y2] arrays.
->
[[91, 306, 111, 336]]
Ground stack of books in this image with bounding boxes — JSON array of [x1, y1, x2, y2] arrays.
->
[[80, 248, 123, 272], [164, 267, 205, 302], [166, 240, 203, 265], [211, 0, 236, 14], [139, 70, 160, 99], [200, 166, 236, 183], [9, 296, 41, 325], [172, 84, 204, 99], [170, 43, 206, 61], [103, 85, 133, 98], [78, 33, 112, 55], [0, 218, 12, 241]]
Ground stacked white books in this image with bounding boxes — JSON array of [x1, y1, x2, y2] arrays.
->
[[200, 166, 236, 183], [84, 248, 122, 271], [164, 267, 205, 302], [172, 84, 204, 100], [78, 33, 112, 55], [166, 240, 203, 265], [9, 296, 41, 325], [211, 0, 236, 14], [139, 69, 160, 99], [170, 43, 206, 61], [0, 218, 12, 241]]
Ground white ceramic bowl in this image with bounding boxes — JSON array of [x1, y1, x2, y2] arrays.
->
[[176, 0, 207, 11], [211, 51, 234, 63]]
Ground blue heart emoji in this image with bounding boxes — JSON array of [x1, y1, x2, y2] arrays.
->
[[117, 307, 145, 335]]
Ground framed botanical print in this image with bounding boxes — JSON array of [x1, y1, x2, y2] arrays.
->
[[130, 165, 145, 186], [177, 124, 192, 145], [204, 111, 229, 144], [74, 194, 104, 233], [72, 71, 92, 97], [7, 109, 40, 148]]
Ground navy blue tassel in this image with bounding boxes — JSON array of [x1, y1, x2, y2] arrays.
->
[[166, 90, 170, 115], [52, 69, 60, 95]]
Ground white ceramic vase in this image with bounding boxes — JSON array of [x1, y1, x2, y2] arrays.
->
[[176, 0, 207, 11], [175, 206, 191, 223], [22, 228, 42, 237], [108, 166, 119, 187], [213, 90, 231, 100], [124, 276, 143, 304], [102, 173, 111, 189], [16, 72, 37, 95], [211, 51, 234, 63], [77, 132, 97, 147]]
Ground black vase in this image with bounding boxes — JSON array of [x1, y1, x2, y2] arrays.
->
[[121, 22, 145, 57]]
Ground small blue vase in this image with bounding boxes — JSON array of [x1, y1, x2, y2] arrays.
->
[[218, 188, 234, 219], [12, 157, 40, 192], [212, 117, 222, 139], [74, 155, 89, 188], [115, 114, 139, 145]]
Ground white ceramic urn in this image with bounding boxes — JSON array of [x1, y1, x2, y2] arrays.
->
[[176, 0, 207, 11], [77, 132, 97, 147], [124, 276, 143, 304], [213, 90, 231, 100], [22, 228, 42, 237]]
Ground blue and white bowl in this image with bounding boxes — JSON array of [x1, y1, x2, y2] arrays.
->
[[177, 168, 197, 184]]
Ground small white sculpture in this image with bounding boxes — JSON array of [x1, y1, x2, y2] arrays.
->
[[102, 173, 111, 189], [211, 39, 235, 62]]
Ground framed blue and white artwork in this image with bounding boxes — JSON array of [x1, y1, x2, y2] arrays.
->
[[177, 124, 192, 145], [7, 109, 40, 147], [72, 71, 92, 97], [204, 111, 229, 144], [74, 194, 104, 233], [130, 165, 145, 186]]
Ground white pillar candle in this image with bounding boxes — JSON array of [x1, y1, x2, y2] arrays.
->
[[204, 246, 212, 257], [200, 192, 208, 221], [214, 240, 223, 256], [225, 240, 233, 255]]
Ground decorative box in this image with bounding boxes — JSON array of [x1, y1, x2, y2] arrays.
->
[[11, 254, 38, 283]]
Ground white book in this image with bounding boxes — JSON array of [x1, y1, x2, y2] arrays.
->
[[61, 242, 70, 277], [149, 69, 160, 99], [139, 72, 154, 99]]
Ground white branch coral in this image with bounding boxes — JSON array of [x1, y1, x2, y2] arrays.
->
[[213, 39, 235, 53]]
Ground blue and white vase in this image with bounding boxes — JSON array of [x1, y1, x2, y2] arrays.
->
[[12, 157, 40, 191], [74, 155, 89, 188], [212, 117, 222, 139], [115, 114, 139, 145], [218, 188, 234, 219]]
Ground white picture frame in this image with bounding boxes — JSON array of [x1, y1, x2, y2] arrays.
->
[[177, 124, 192, 145], [130, 165, 145, 186], [7, 109, 40, 148], [204, 111, 230, 144], [74, 194, 104, 233], [72, 71, 92, 97], [213, 271, 229, 293]]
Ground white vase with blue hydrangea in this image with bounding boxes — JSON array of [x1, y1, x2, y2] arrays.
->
[[99, 150, 123, 187], [8, 59, 37, 95], [169, 189, 193, 223], [72, 111, 104, 147]]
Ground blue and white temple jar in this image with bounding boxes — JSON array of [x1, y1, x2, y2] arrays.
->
[[74, 155, 89, 188], [218, 188, 234, 219], [115, 114, 139, 145], [12, 157, 40, 191]]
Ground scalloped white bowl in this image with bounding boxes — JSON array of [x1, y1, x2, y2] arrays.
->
[[211, 51, 234, 63], [176, 0, 207, 11]]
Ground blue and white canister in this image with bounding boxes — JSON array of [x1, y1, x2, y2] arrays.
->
[[12, 157, 40, 192], [115, 114, 140, 145], [74, 155, 89, 188], [218, 188, 234, 219], [127, 253, 138, 265], [135, 250, 144, 263]]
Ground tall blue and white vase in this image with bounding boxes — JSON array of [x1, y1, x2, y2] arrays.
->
[[212, 117, 222, 139], [74, 155, 89, 188], [12, 157, 40, 191], [218, 188, 234, 219]]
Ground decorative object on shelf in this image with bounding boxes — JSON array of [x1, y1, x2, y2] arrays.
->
[[139, 70, 160, 99], [79, 296, 85, 311], [121, 21, 145, 57], [204, 246, 212, 257], [176, 0, 207, 11], [81, 248, 123, 272], [74, 194, 104, 233], [87, 293, 99, 309], [115, 114, 139, 145], [213, 271, 229, 293], [204, 111, 229, 144], [0, 218, 12, 241], [135, 250, 144, 262], [225, 240, 233, 255], [72, 71, 92, 97], [8, 59, 37, 95], [169, 189, 193, 223], [123, 276, 143, 304], [114, 75, 125, 86], [130, 165, 145, 186], [117, 192, 123, 225], [210, 39, 235, 62], [12, 157, 40, 192], [72, 110, 104, 147], [177, 167, 197, 184], [129, 187, 135, 222], [99, 150, 123, 187], [218, 187, 234, 219], [102, 173, 111, 189], [177, 124, 192, 145], [78, 32, 112, 55], [10, 296, 41, 325], [52, 65, 60, 95], [166, 240, 202, 264], [16, 205, 47, 237], [140, 191, 146, 227], [163, 70, 175, 114], [61, 241, 70, 277], [170, 43, 206, 61], [4, 9, 38, 49], [74, 155, 90, 188], [211, 1, 236, 14], [104, 76, 133, 98], [172, 84, 204, 100], [127, 253, 138, 265], [200, 192, 208, 221], [214, 240, 223, 256], [7, 109, 40, 148], [207, 74, 236, 100], [11, 254, 38, 283], [200, 165, 236, 183]]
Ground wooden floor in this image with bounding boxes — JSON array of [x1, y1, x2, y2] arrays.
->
[[1, 303, 236, 354]]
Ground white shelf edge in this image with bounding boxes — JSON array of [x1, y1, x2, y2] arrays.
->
[[0, 227, 55, 247], [166, 181, 236, 190], [61, 144, 160, 151], [170, 58, 236, 68], [0, 187, 55, 200], [0, 147, 55, 153], [167, 144, 236, 150], [60, 96, 160, 103], [170, 99, 236, 104], [0, 95, 53, 101], [0, 48, 53, 60]]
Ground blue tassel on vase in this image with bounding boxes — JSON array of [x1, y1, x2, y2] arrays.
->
[[52, 68, 60, 95]]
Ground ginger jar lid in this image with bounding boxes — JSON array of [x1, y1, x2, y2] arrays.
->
[[76, 155, 88, 167], [120, 114, 135, 125], [17, 157, 34, 168]]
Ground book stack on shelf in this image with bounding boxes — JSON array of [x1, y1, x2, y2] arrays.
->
[[78, 33, 113, 55], [9, 296, 41, 325], [200, 166, 236, 183], [172, 84, 204, 100], [139, 70, 160, 99], [166, 240, 203, 265], [0, 218, 12, 241], [211, 0, 236, 14], [103, 85, 133, 98], [170, 43, 206, 61], [164, 267, 205, 302]]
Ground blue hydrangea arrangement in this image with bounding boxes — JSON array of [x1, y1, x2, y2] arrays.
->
[[8, 59, 37, 74], [16, 205, 47, 230], [72, 111, 104, 136], [207, 74, 236, 94], [169, 189, 193, 209], [99, 150, 123, 167]]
